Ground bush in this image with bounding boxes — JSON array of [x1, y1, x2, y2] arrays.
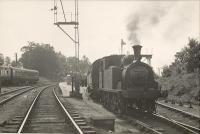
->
[[162, 65, 171, 77]]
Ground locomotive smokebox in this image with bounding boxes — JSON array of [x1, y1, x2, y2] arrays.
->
[[132, 45, 142, 61]]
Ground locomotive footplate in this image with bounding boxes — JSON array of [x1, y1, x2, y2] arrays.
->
[[99, 88, 121, 93], [122, 88, 160, 99]]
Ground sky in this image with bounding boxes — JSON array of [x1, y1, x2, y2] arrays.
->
[[0, 0, 199, 74]]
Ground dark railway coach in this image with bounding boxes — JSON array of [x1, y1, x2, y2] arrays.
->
[[87, 45, 161, 114], [0, 66, 39, 85]]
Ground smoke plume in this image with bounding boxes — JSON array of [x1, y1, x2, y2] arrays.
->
[[127, 3, 173, 44]]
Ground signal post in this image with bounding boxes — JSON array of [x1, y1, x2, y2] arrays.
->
[[52, 0, 82, 98]]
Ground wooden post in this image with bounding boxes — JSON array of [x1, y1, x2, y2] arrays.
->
[[71, 76, 74, 92], [197, 68, 200, 106], [0, 79, 1, 94]]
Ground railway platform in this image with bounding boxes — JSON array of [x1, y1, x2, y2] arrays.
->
[[59, 82, 71, 97], [59, 82, 85, 98], [58, 82, 141, 134]]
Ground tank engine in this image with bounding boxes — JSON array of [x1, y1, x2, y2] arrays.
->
[[87, 45, 161, 114]]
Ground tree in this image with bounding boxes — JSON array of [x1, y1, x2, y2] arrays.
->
[[19, 41, 91, 80], [175, 38, 200, 73], [162, 65, 171, 77], [0, 53, 4, 65], [11, 61, 18, 67], [79, 55, 91, 75], [4, 56, 11, 66], [56, 52, 68, 79], [186, 38, 200, 72], [20, 42, 61, 79], [65, 55, 91, 75], [65, 56, 78, 74], [175, 47, 189, 65]]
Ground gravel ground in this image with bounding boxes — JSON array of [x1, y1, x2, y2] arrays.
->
[[0, 87, 42, 132], [58, 83, 142, 134]]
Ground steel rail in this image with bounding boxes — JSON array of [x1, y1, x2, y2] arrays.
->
[[122, 115, 162, 134], [127, 107, 198, 134], [156, 102, 200, 120], [134, 120, 162, 134], [53, 88, 84, 134], [171, 119, 200, 134], [0, 86, 31, 96], [17, 85, 51, 133], [154, 114, 199, 134], [0, 87, 37, 105]]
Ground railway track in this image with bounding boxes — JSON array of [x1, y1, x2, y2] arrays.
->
[[156, 101, 200, 133], [0, 86, 30, 96], [18, 86, 75, 133], [0, 86, 37, 105], [2, 86, 95, 133], [124, 107, 198, 134], [156, 102, 200, 120]]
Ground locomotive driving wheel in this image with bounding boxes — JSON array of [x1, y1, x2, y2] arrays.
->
[[146, 100, 156, 113], [110, 94, 116, 112], [116, 94, 126, 115], [136, 99, 156, 113]]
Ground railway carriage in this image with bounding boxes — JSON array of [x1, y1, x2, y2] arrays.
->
[[87, 45, 161, 114], [0, 66, 12, 84], [11, 67, 39, 84], [0, 66, 39, 85]]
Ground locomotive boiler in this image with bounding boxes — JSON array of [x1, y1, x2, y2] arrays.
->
[[87, 45, 161, 114]]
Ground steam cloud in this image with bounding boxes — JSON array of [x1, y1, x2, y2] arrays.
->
[[127, 3, 173, 44]]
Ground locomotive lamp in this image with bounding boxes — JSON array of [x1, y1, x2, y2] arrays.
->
[[132, 45, 142, 61]]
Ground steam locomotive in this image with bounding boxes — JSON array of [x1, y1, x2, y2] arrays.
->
[[87, 45, 161, 113], [0, 66, 39, 85]]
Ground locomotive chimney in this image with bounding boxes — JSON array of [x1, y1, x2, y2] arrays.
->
[[132, 45, 142, 61]]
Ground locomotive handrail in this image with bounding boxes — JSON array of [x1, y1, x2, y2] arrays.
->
[[53, 88, 84, 134]]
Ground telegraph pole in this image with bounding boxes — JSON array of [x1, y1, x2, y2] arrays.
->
[[52, 0, 80, 64], [15, 53, 18, 64], [52, 0, 81, 98]]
